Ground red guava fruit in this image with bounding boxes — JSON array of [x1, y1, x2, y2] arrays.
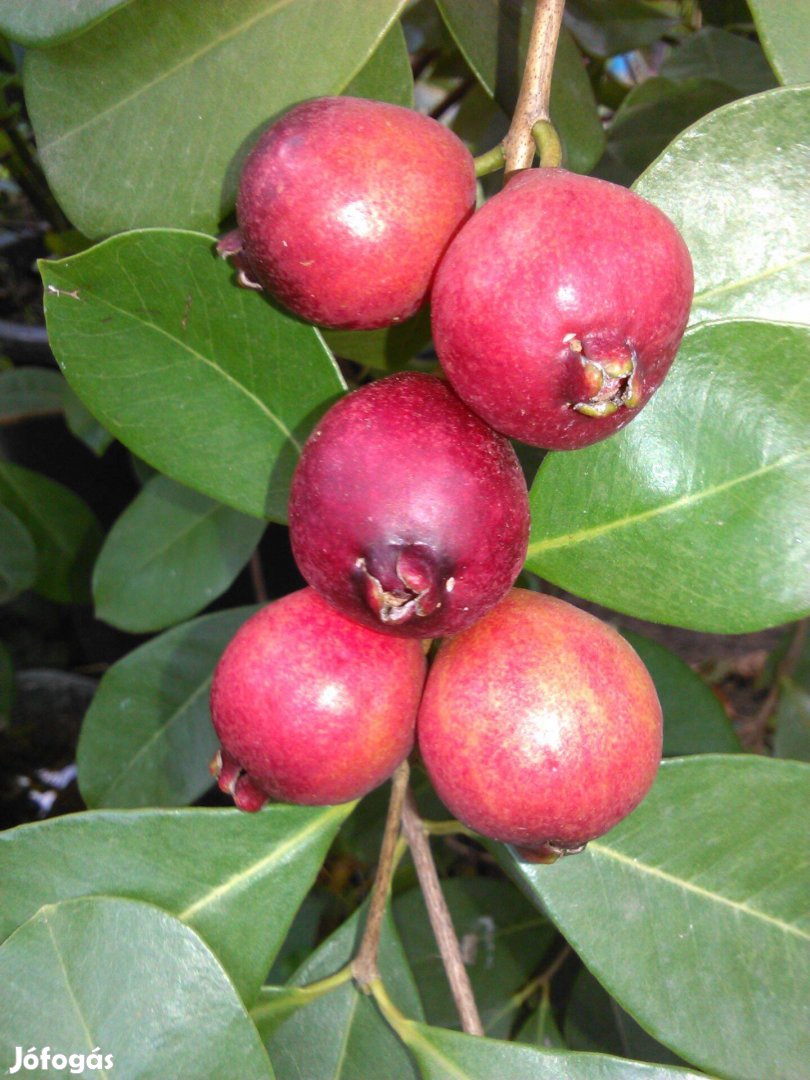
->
[[288, 372, 531, 639], [431, 167, 694, 450], [417, 589, 663, 859], [233, 95, 476, 329], [210, 587, 426, 810]]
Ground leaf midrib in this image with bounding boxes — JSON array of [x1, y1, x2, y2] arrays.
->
[[589, 840, 810, 941], [527, 444, 809, 557], [38, 0, 297, 153], [49, 283, 303, 453]]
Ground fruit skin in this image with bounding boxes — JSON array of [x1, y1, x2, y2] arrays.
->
[[235, 95, 476, 330], [417, 589, 662, 857], [432, 167, 694, 450], [210, 587, 426, 809], [288, 372, 531, 639]]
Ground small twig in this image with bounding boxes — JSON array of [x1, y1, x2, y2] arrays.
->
[[353, 760, 410, 987], [739, 620, 807, 750], [249, 549, 268, 604], [401, 788, 484, 1036], [512, 944, 571, 1010], [502, 0, 566, 176], [429, 76, 476, 121], [421, 818, 479, 839]]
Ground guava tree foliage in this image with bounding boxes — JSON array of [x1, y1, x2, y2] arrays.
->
[[0, 2, 808, 1079]]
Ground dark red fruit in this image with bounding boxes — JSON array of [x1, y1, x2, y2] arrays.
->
[[234, 95, 476, 330], [210, 588, 426, 809], [432, 167, 694, 450], [417, 589, 662, 859], [288, 373, 530, 639]]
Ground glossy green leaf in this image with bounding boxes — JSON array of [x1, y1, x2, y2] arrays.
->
[[621, 630, 740, 756], [40, 230, 345, 520], [93, 475, 264, 632], [257, 906, 424, 1079], [526, 320, 810, 632], [565, 0, 678, 57], [596, 76, 737, 186], [0, 459, 101, 603], [436, 1, 605, 174], [565, 968, 685, 1067], [394, 876, 555, 1037], [25, 0, 407, 237], [635, 85, 810, 328], [399, 1022, 706, 1079], [660, 27, 777, 96], [0, 802, 351, 1002], [0, 503, 36, 603], [748, 0, 810, 84], [505, 756, 810, 1080], [77, 606, 256, 808], [324, 306, 432, 372], [0, 897, 274, 1080], [774, 630, 810, 762], [0, 0, 132, 46], [62, 384, 114, 456], [347, 21, 414, 107]]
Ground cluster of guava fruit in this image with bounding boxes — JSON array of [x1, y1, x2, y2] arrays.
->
[[211, 95, 693, 859]]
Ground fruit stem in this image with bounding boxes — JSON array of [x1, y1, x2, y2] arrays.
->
[[502, 0, 566, 177], [352, 760, 411, 988], [421, 818, 480, 839], [473, 143, 506, 178], [401, 788, 484, 1036], [249, 549, 268, 603], [531, 119, 562, 168]]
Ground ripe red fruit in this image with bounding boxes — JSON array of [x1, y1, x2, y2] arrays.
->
[[235, 95, 476, 330], [417, 589, 662, 860], [432, 167, 694, 450], [288, 372, 530, 639], [210, 588, 426, 810]]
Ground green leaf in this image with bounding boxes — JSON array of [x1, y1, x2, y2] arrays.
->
[[394, 877, 555, 1037], [565, 0, 679, 57], [0, 0, 132, 47], [435, 1, 605, 174], [0, 367, 112, 455], [504, 756, 810, 1080], [659, 27, 778, 97], [564, 968, 685, 1067], [93, 475, 264, 633], [526, 320, 810, 633], [774, 629, 810, 762], [635, 85, 810, 328], [596, 76, 738, 186], [748, 0, 810, 84], [77, 606, 257, 808], [347, 21, 414, 107], [0, 459, 101, 603], [0, 503, 36, 603], [0, 802, 351, 1003], [25, 0, 407, 237], [399, 1022, 706, 1078], [514, 987, 566, 1050], [621, 630, 740, 756], [0, 366, 64, 419], [323, 306, 432, 373], [257, 906, 424, 1079], [40, 230, 345, 520], [0, 896, 274, 1080]]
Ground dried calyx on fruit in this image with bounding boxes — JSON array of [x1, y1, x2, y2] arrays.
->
[[288, 372, 531, 639], [416, 589, 663, 859], [210, 588, 426, 810], [432, 167, 694, 450], [225, 95, 476, 330]]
